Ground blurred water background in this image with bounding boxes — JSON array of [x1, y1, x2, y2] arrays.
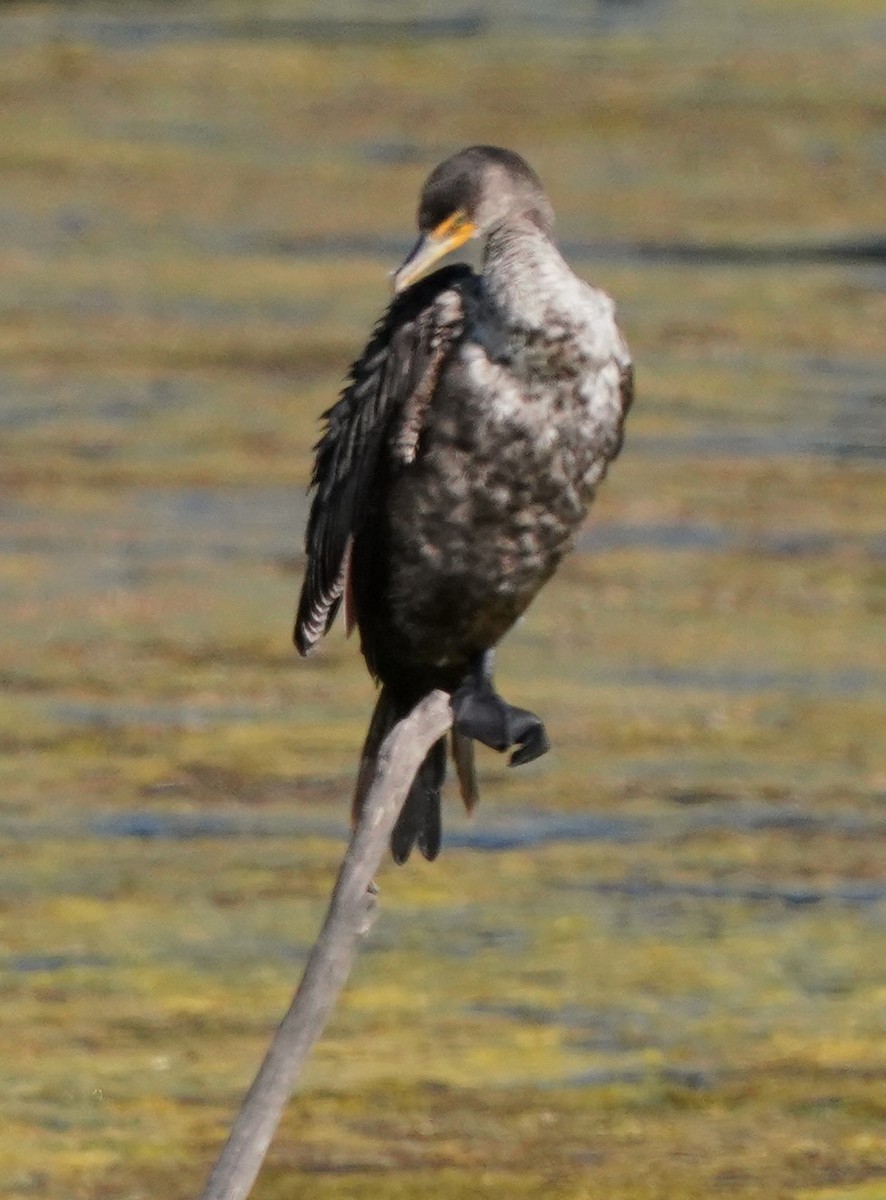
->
[[0, 1, 884, 1197]]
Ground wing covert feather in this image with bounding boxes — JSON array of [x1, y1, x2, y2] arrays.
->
[[294, 265, 477, 656]]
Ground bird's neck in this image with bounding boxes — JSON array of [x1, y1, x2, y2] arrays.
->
[[481, 221, 572, 330]]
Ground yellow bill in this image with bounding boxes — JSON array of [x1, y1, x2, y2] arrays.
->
[[392, 210, 478, 294]]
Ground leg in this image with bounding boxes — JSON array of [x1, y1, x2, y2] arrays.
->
[[451, 650, 551, 767]]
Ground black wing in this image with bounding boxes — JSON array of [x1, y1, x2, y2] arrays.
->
[[613, 359, 634, 457], [294, 264, 478, 656], [619, 360, 635, 419]]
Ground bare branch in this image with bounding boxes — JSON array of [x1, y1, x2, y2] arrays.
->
[[197, 689, 453, 1200]]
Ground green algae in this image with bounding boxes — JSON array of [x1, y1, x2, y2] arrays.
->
[[0, 1, 885, 1198]]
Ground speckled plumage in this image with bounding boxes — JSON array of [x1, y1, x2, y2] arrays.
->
[[295, 146, 633, 861]]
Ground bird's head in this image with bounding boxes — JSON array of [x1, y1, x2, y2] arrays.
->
[[392, 145, 555, 294]]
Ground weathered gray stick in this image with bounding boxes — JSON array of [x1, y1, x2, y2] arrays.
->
[[197, 689, 453, 1200]]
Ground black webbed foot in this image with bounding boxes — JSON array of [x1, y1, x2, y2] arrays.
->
[[505, 706, 551, 766], [452, 674, 550, 768], [451, 679, 510, 753]]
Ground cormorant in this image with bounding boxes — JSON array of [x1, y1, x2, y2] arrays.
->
[[295, 145, 633, 863]]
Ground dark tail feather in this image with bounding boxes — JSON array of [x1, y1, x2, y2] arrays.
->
[[451, 728, 478, 812], [353, 687, 449, 864], [352, 685, 398, 828], [391, 736, 446, 864]]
